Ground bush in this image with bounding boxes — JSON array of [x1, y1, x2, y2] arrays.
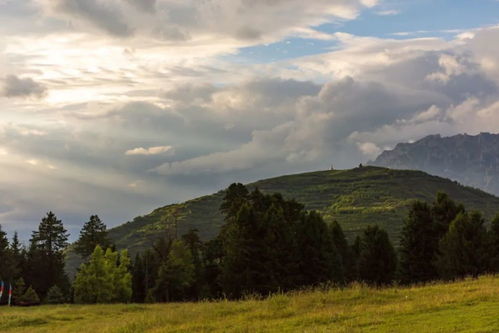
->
[[18, 286, 41, 306], [45, 285, 66, 304]]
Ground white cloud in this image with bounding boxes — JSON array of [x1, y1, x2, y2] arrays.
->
[[125, 146, 175, 156]]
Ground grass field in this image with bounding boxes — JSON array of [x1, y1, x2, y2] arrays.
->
[[0, 276, 498, 333]]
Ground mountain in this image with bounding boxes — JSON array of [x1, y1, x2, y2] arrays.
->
[[371, 133, 499, 196], [107, 166, 499, 256]]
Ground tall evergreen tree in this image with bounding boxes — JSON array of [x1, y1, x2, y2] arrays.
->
[[357, 226, 397, 286], [398, 201, 438, 284], [0, 225, 16, 282], [489, 215, 499, 273], [435, 212, 488, 280], [329, 221, 353, 283], [296, 211, 343, 286], [27, 212, 70, 298], [432, 193, 464, 239], [151, 240, 195, 302], [74, 215, 112, 258]]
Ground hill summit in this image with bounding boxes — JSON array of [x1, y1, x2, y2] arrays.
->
[[108, 166, 499, 256]]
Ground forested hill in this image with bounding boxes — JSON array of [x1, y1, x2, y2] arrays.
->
[[107, 166, 499, 256]]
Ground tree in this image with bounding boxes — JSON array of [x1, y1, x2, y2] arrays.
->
[[18, 286, 40, 306], [435, 212, 488, 280], [10, 232, 24, 280], [74, 215, 112, 258], [398, 201, 438, 284], [27, 212, 70, 298], [296, 211, 343, 286], [0, 224, 16, 282], [73, 245, 132, 303], [489, 215, 499, 273], [432, 193, 464, 240], [357, 226, 397, 286], [220, 183, 249, 220], [151, 240, 195, 302], [329, 221, 353, 282], [45, 285, 65, 304], [12, 277, 26, 305]]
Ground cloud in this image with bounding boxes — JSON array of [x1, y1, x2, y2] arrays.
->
[[125, 146, 174, 156], [37, 0, 377, 43], [2, 75, 47, 98]]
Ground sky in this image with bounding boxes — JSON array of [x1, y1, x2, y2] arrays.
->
[[1, 0, 499, 240]]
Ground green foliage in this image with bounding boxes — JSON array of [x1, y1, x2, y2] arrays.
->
[[74, 215, 112, 258], [18, 286, 40, 306], [73, 246, 132, 304], [489, 215, 499, 272], [26, 212, 69, 299], [398, 201, 438, 284], [151, 240, 195, 302], [45, 286, 65, 304], [12, 278, 26, 305], [0, 224, 17, 282], [436, 212, 488, 279], [357, 226, 397, 286]]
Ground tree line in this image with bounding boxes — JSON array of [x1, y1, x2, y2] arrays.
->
[[1, 185, 498, 305], [130, 186, 499, 302]]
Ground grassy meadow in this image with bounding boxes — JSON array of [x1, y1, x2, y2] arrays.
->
[[0, 275, 498, 333]]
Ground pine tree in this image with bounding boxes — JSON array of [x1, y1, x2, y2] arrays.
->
[[220, 203, 263, 298], [181, 229, 204, 300], [151, 240, 195, 302], [75, 215, 112, 258], [10, 232, 24, 280], [0, 224, 16, 282], [436, 212, 488, 280], [489, 215, 499, 273], [357, 226, 397, 286], [18, 286, 40, 306], [28, 212, 70, 298], [398, 201, 438, 284], [12, 277, 26, 305], [329, 221, 353, 283], [220, 183, 249, 219], [296, 211, 343, 286], [432, 193, 464, 240], [45, 285, 65, 304]]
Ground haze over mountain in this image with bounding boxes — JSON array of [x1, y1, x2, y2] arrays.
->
[[371, 133, 499, 196]]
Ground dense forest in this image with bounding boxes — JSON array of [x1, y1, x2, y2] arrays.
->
[[0, 185, 498, 305]]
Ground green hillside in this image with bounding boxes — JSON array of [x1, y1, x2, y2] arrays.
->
[[108, 166, 499, 256]]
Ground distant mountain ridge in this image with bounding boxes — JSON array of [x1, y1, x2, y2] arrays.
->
[[371, 133, 499, 196]]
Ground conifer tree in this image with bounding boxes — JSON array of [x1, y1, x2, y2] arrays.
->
[[151, 240, 194, 302], [357, 226, 397, 286], [28, 212, 70, 298], [399, 201, 438, 284], [489, 215, 499, 273], [296, 211, 343, 286], [12, 277, 26, 305], [329, 221, 353, 282], [436, 212, 488, 280], [0, 224, 16, 282], [75, 215, 112, 258]]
